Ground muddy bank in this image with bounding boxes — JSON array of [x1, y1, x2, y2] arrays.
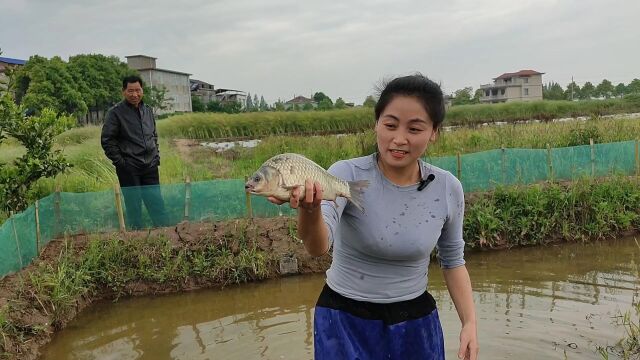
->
[[0, 217, 329, 360]]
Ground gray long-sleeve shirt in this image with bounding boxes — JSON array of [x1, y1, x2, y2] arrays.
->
[[321, 154, 466, 303]]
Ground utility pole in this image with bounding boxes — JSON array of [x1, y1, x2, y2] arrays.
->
[[571, 76, 574, 101]]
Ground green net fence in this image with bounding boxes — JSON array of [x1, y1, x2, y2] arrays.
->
[[1, 140, 638, 277]]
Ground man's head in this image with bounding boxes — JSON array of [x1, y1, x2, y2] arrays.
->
[[122, 75, 144, 107]]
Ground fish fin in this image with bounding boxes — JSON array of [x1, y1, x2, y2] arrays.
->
[[347, 180, 370, 213]]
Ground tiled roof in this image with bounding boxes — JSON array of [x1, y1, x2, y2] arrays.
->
[[494, 70, 544, 80]]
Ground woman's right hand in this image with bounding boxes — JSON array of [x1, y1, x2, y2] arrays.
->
[[267, 179, 323, 213]]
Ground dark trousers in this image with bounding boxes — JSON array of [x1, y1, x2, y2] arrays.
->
[[115, 165, 168, 230]]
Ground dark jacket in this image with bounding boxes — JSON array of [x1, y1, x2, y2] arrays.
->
[[101, 100, 160, 169]]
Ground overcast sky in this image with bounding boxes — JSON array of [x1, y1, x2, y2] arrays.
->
[[1, 0, 638, 104]]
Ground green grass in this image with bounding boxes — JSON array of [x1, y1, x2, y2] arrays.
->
[[464, 177, 640, 248], [156, 97, 640, 140]]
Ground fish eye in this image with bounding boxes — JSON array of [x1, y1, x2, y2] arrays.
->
[[253, 174, 261, 182]]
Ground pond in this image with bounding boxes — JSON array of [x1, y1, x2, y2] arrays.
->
[[41, 236, 640, 359]]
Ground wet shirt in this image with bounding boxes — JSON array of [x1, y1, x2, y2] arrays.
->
[[321, 154, 466, 304]]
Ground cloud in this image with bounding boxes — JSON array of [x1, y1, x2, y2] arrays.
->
[[1, 0, 638, 104]]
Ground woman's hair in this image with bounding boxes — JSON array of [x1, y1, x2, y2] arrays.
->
[[374, 73, 446, 129]]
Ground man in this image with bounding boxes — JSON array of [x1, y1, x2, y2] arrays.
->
[[101, 75, 168, 229]]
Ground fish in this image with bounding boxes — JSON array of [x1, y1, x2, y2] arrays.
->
[[244, 153, 369, 212]]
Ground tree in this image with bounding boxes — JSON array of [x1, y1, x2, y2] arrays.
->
[[580, 82, 595, 100], [614, 83, 627, 98], [191, 96, 205, 112], [206, 100, 222, 112], [626, 79, 640, 94], [274, 100, 285, 111], [144, 85, 171, 115], [317, 98, 333, 111], [254, 94, 260, 110], [67, 54, 134, 123], [564, 81, 581, 100], [334, 97, 347, 109], [302, 102, 314, 111], [13, 55, 87, 116], [0, 93, 73, 211], [259, 96, 268, 111], [452, 87, 474, 105], [473, 89, 483, 103], [313, 92, 331, 104], [245, 92, 254, 111], [542, 82, 564, 100], [363, 95, 376, 107], [595, 79, 614, 99]]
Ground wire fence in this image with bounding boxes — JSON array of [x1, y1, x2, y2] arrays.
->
[[1, 140, 638, 278]]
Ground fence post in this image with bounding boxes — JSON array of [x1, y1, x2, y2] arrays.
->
[[245, 175, 253, 219], [456, 152, 462, 181], [636, 139, 640, 176], [10, 211, 23, 268], [501, 145, 506, 184], [184, 176, 191, 221], [590, 138, 595, 178], [35, 200, 41, 255], [546, 144, 553, 181], [54, 185, 61, 237], [114, 184, 126, 232]]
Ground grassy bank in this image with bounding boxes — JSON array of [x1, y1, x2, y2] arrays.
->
[[1, 115, 636, 199], [157, 97, 640, 140], [1, 176, 639, 359]]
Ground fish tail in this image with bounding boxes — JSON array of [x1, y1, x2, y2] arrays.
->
[[347, 180, 369, 212]]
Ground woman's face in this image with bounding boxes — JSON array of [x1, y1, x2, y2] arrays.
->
[[374, 95, 438, 174]]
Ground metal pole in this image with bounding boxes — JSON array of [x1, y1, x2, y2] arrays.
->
[[546, 144, 553, 181], [114, 184, 126, 232], [184, 176, 191, 221], [35, 200, 41, 255], [590, 138, 595, 178], [245, 176, 253, 218]]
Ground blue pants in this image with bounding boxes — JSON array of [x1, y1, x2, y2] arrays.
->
[[314, 285, 445, 360]]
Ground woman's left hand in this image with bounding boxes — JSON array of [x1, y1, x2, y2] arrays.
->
[[458, 322, 478, 360]]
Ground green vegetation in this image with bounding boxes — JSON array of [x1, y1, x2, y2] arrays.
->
[[464, 177, 640, 248], [0, 94, 74, 212], [159, 97, 640, 140]]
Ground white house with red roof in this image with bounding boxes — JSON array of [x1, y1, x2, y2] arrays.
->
[[480, 69, 544, 103]]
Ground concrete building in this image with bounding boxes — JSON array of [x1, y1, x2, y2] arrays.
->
[[126, 55, 192, 114], [190, 79, 217, 104], [0, 56, 26, 91], [480, 70, 544, 103], [284, 95, 316, 110]]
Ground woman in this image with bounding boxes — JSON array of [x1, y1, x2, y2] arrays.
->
[[269, 74, 478, 360]]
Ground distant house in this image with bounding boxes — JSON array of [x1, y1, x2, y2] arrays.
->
[[190, 79, 216, 104], [126, 55, 192, 114], [480, 69, 544, 103], [0, 56, 26, 91], [215, 88, 247, 108], [285, 95, 316, 110]]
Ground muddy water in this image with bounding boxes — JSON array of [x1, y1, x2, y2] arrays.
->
[[41, 237, 640, 360]]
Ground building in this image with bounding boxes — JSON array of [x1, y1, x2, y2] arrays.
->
[[284, 95, 316, 110], [126, 55, 192, 114], [480, 70, 544, 103], [190, 79, 217, 104], [215, 88, 247, 108], [0, 56, 26, 91]]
